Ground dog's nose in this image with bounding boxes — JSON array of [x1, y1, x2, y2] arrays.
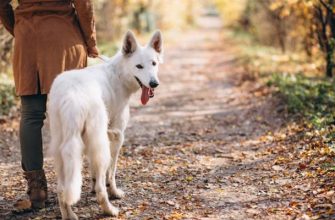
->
[[149, 80, 159, 88]]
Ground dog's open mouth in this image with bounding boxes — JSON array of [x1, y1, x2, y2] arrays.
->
[[135, 77, 154, 105]]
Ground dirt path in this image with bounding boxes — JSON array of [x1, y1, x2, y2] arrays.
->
[[0, 15, 329, 220]]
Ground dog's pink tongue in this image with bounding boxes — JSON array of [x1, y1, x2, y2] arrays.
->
[[141, 87, 150, 105]]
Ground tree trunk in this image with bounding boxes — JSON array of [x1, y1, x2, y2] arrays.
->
[[314, 1, 335, 77], [326, 49, 334, 77]]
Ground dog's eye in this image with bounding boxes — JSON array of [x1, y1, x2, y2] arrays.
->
[[136, 64, 144, 69], [152, 61, 156, 66]]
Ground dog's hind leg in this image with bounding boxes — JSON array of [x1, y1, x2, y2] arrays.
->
[[84, 136, 97, 194], [85, 111, 119, 216], [107, 129, 125, 199], [86, 133, 119, 216]]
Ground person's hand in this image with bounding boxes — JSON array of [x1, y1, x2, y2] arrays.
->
[[88, 46, 99, 58]]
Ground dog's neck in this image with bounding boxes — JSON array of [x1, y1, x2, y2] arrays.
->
[[105, 53, 140, 98]]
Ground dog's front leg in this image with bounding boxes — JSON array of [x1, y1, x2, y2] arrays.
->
[[107, 129, 125, 199]]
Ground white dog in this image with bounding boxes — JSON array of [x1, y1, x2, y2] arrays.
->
[[48, 30, 163, 219]]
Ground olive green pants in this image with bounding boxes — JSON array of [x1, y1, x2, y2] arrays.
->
[[20, 94, 47, 171]]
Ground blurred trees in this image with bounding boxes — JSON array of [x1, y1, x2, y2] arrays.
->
[[215, 0, 335, 77], [0, 0, 200, 74], [213, 0, 247, 27], [93, 0, 200, 41], [0, 26, 12, 74], [268, 0, 335, 77]]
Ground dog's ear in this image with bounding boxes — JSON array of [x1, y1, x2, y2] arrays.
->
[[122, 30, 137, 56], [149, 30, 163, 53], [149, 30, 163, 63]]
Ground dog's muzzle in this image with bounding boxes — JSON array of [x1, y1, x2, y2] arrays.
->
[[149, 80, 159, 88]]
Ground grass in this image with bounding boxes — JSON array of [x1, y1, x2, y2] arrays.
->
[[225, 29, 324, 78], [225, 28, 335, 140], [0, 74, 16, 116], [268, 74, 335, 129]]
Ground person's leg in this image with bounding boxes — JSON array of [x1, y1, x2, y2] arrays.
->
[[20, 94, 47, 171], [15, 94, 48, 210]]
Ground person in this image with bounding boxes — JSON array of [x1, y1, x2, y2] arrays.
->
[[0, 0, 99, 210]]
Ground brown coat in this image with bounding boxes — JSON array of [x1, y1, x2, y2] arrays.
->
[[0, 0, 97, 95]]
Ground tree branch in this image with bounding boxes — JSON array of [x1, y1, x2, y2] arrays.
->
[[319, 0, 333, 12]]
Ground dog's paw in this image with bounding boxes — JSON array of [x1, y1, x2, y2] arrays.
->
[[104, 204, 119, 217], [65, 210, 79, 220], [109, 188, 125, 200], [67, 214, 79, 220]]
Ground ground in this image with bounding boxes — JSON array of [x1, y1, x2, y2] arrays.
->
[[0, 16, 334, 220]]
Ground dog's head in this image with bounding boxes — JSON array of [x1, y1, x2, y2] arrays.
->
[[121, 30, 163, 105]]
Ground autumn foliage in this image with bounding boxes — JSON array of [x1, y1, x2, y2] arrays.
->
[[0, 1, 334, 219], [215, 0, 335, 77]]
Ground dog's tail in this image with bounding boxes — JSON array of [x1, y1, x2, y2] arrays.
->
[[58, 133, 84, 205]]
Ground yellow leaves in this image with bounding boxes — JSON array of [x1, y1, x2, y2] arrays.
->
[[185, 176, 193, 182], [137, 202, 149, 212], [269, 1, 283, 11], [214, 0, 248, 26], [302, 171, 316, 178], [280, 8, 291, 18], [274, 156, 288, 164], [289, 201, 300, 208], [268, 0, 317, 20], [154, 159, 163, 164], [320, 146, 332, 156], [258, 135, 274, 142], [129, 0, 149, 5], [166, 211, 184, 220], [269, 0, 300, 18]]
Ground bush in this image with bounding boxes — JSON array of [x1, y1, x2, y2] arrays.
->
[[0, 74, 16, 116], [268, 73, 335, 129]]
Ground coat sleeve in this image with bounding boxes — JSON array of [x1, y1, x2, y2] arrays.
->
[[0, 0, 14, 36], [73, 0, 97, 49]]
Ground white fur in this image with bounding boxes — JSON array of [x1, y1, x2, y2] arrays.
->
[[48, 30, 163, 220]]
